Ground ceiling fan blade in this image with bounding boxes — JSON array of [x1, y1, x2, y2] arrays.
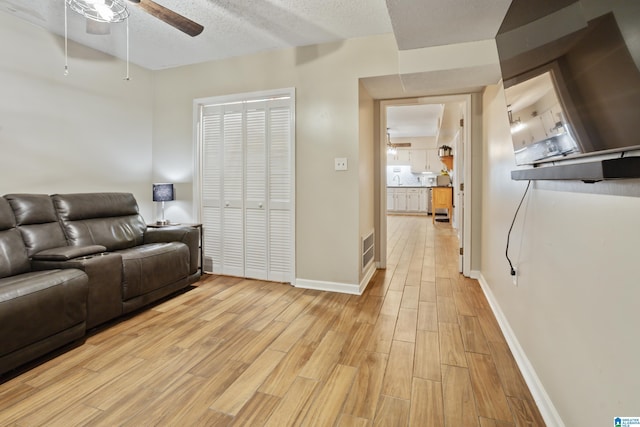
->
[[130, 0, 204, 37]]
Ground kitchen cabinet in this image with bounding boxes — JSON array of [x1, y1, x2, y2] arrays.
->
[[426, 149, 442, 173], [409, 150, 426, 172], [387, 149, 411, 165], [387, 188, 395, 211], [395, 188, 407, 211], [388, 148, 442, 173], [387, 188, 408, 212], [408, 149, 441, 173], [407, 189, 420, 211], [388, 187, 429, 213], [419, 188, 429, 212]]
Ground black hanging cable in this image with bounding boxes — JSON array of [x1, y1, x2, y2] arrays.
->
[[506, 180, 532, 276]]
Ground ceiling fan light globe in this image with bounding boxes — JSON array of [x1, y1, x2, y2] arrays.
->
[[66, 0, 129, 23]]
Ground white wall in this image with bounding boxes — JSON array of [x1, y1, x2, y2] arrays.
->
[[481, 82, 640, 426], [0, 12, 154, 219]]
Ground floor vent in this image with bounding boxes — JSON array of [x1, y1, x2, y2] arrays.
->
[[362, 230, 375, 272]]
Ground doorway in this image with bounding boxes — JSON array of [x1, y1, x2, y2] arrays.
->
[[378, 94, 472, 277]]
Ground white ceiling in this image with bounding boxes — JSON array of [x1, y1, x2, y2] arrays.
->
[[1, 0, 513, 137], [387, 104, 444, 138]]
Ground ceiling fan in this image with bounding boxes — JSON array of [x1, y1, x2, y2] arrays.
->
[[70, 0, 204, 37]]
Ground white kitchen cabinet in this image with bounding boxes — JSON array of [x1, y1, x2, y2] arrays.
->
[[419, 188, 429, 212], [388, 149, 411, 166], [386, 152, 396, 165], [397, 149, 411, 164], [409, 149, 427, 172], [426, 149, 443, 173], [387, 188, 395, 211], [407, 189, 420, 211], [388, 187, 430, 213], [395, 188, 407, 211]]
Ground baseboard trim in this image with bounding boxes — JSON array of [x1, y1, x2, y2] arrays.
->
[[477, 273, 565, 427], [469, 269, 481, 280], [295, 278, 358, 295], [359, 264, 377, 294]]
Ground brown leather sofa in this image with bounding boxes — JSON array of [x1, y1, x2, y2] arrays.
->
[[0, 192, 201, 376]]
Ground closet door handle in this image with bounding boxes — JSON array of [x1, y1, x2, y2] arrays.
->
[[259, 203, 263, 208], [225, 201, 230, 207]]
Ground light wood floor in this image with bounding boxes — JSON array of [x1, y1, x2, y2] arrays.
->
[[0, 215, 545, 426]]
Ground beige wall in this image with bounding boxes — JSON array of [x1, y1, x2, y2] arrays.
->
[[0, 13, 154, 218], [469, 93, 483, 272], [152, 35, 400, 287], [481, 82, 640, 426], [358, 81, 375, 283]]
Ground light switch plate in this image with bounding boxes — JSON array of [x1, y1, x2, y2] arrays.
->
[[335, 157, 348, 171]]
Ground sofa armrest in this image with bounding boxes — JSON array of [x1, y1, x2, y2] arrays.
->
[[144, 226, 199, 274], [32, 245, 107, 261]]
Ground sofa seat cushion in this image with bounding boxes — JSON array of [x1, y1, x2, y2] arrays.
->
[[118, 242, 190, 301], [0, 269, 88, 358]]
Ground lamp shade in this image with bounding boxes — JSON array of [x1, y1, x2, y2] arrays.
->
[[153, 183, 175, 202]]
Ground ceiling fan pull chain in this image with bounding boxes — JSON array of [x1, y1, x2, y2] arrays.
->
[[64, 0, 69, 76], [124, 17, 130, 81]]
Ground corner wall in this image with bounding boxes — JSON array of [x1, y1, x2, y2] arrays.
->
[[0, 12, 154, 218], [358, 81, 375, 285], [481, 82, 640, 427]]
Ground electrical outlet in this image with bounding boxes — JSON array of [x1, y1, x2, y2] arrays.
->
[[334, 157, 348, 171], [512, 270, 518, 286]]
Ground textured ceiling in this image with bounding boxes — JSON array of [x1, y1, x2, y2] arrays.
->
[[1, 0, 514, 137], [0, 0, 511, 72], [0, 0, 393, 70]]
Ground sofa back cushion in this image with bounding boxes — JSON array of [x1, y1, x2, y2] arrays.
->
[[52, 193, 147, 251], [0, 198, 30, 278], [5, 194, 67, 257]]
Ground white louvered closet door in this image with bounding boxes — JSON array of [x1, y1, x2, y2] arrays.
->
[[201, 106, 223, 275], [222, 104, 245, 277], [200, 94, 294, 283], [244, 104, 268, 280], [268, 101, 293, 282]]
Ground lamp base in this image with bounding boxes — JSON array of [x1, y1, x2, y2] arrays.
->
[[156, 219, 171, 225]]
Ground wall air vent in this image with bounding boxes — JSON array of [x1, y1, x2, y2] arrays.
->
[[362, 230, 375, 272]]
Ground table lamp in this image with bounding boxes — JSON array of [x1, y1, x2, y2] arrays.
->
[[152, 183, 174, 225]]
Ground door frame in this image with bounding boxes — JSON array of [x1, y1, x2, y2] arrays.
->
[[377, 94, 472, 276], [192, 88, 296, 281]]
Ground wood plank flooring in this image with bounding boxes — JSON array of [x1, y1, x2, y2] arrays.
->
[[0, 215, 545, 426]]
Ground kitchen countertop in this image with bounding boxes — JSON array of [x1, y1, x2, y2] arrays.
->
[[387, 185, 452, 188]]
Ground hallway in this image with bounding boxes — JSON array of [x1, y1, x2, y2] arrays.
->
[[373, 214, 545, 425]]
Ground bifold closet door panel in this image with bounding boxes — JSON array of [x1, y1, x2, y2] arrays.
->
[[244, 106, 268, 280]]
